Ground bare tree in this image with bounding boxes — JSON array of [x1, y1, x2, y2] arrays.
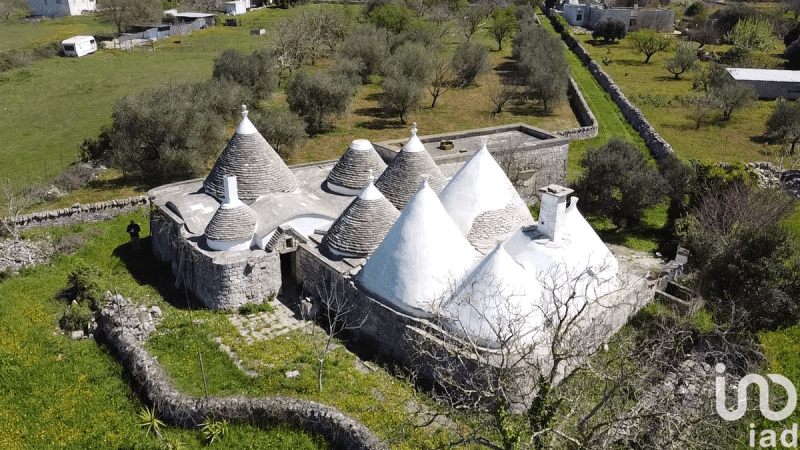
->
[[687, 94, 716, 130], [407, 259, 753, 449], [461, 2, 492, 41], [1, 178, 35, 239], [303, 279, 370, 392], [490, 80, 520, 117], [428, 57, 453, 108]]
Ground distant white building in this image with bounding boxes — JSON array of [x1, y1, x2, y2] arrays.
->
[[28, 0, 96, 17], [726, 68, 800, 100], [559, 0, 674, 32]]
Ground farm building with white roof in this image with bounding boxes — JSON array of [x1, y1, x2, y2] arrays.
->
[[726, 68, 800, 100]]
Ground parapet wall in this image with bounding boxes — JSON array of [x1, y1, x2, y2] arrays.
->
[[95, 293, 387, 450], [552, 16, 675, 162], [3, 195, 149, 233]]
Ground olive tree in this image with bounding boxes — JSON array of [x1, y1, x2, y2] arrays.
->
[[665, 40, 698, 80], [250, 107, 307, 160], [592, 18, 627, 43], [574, 139, 666, 228], [336, 24, 390, 83], [708, 73, 757, 121], [514, 25, 570, 113], [450, 41, 491, 87], [765, 98, 800, 155], [212, 49, 279, 101], [286, 70, 358, 134], [381, 42, 436, 122]]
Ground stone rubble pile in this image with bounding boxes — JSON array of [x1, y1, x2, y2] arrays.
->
[[746, 161, 800, 198], [0, 238, 52, 274]]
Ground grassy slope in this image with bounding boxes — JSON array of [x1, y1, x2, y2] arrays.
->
[[0, 213, 330, 449]]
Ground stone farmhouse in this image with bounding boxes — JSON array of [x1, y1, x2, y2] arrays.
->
[[150, 106, 642, 363], [558, 0, 675, 32]]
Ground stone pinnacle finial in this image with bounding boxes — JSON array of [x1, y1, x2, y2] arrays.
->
[[420, 173, 429, 184], [241, 104, 249, 119], [411, 122, 418, 136], [368, 169, 374, 183]]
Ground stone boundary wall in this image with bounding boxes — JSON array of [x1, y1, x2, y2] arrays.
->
[[556, 77, 599, 140], [95, 294, 388, 450], [552, 16, 675, 162], [3, 195, 149, 233]]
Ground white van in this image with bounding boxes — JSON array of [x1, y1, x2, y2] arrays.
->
[[61, 36, 97, 57]]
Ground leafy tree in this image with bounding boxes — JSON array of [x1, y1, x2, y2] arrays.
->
[[489, 6, 518, 51], [665, 40, 698, 80], [515, 25, 570, 113], [628, 29, 672, 63], [574, 139, 666, 228], [212, 49, 279, 101], [368, 3, 415, 34], [710, 3, 758, 37], [337, 24, 390, 83], [658, 152, 696, 227], [0, 0, 31, 21], [450, 41, 490, 87], [786, 37, 800, 69], [592, 18, 627, 43], [724, 18, 776, 54], [105, 81, 228, 184], [286, 70, 358, 134], [765, 98, 800, 155], [249, 107, 307, 160], [708, 73, 757, 121], [684, 1, 706, 18], [381, 42, 436, 122], [99, 0, 162, 34], [677, 183, 799, 330]]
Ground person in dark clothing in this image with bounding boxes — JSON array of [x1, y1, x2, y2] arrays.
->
[[127, 220, 141, 252]]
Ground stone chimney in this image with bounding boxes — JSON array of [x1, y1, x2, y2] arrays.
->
[[537, 184, 573, 242], [221, 176, 244, 209]]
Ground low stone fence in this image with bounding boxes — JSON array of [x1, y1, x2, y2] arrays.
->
[[95, 293, 387, 450], [556, 77, 599, 140], [553, 16, 675, 162], [3, 195, 149, 233]]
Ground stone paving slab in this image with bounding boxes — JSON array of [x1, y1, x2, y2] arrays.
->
[[226, 298, 305, 345]]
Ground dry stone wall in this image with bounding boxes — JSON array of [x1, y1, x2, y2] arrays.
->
[[2, 195, 149, 233], [95, 293, 387, 450], [556, 77, 599, 140], [553, 17, 675, 162]]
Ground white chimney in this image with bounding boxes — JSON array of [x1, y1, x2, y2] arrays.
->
[[537, 184, 573, 242], [221, 176, 244, 209]]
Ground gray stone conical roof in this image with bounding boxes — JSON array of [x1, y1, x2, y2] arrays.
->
[[204, 105, 298, 203], [374, 124, 447, 210], [326, 139, 387, 195], [323, 178, 400, 258], [205, 176, 258, 251]]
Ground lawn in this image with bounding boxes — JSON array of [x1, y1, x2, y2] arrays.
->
[[572, 32, 785, 163]]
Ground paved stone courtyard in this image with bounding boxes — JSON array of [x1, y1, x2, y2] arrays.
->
[[226, 285, 306, 345]]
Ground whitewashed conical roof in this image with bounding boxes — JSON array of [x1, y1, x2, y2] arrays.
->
[[323, 178, 400, 258], [375, 124, 447, 210], [442, 243, 542, 344], [204, 105, 298, 202], [439, 143, 534, 251], [357, 179, 479, 313], [326, 140, 387, 195]]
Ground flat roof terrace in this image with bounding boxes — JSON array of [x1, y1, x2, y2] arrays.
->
[[373, 123, 569, 162]]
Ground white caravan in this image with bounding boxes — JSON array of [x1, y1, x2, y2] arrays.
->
[[61, 36, 97, 57]]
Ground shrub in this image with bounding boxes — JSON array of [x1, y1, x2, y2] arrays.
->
[[451, 41, 490, 87], [286, 70, 358, 135], [724, 18, 776, 54], [684, 1, 706, 18], [67, 263, 105, 311], [785, 22, 800, 47], [59, 302, 94, 332], [52, 164, 96, 192], [249, 107, 307, 160], [574, 139, 666, 228], [592, 18, 627, 43], [786, 37, 800, 69]]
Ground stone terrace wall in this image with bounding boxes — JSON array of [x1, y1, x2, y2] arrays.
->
[[553, 17, 675, 162], [3, 195, 149, 233], [95, 293, 387, 450]]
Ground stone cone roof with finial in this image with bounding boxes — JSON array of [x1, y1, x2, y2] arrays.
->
[[326, 140, 387, 195], [439, 143, 535, 252], [375, 124, 447, 210], [204, 105, 298, 203], [323, 177, 400, 258], [357, 179, 479, 313]]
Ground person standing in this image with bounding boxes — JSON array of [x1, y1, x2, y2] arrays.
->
[[127, 220, 141, 252]]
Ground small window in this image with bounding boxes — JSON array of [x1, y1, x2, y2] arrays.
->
[[630, 19, 637, 26], [576, 13, 582, 21], [285, 238, 294, 248], [56, 0, 61, 4], [64, 44, 75, 52]]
